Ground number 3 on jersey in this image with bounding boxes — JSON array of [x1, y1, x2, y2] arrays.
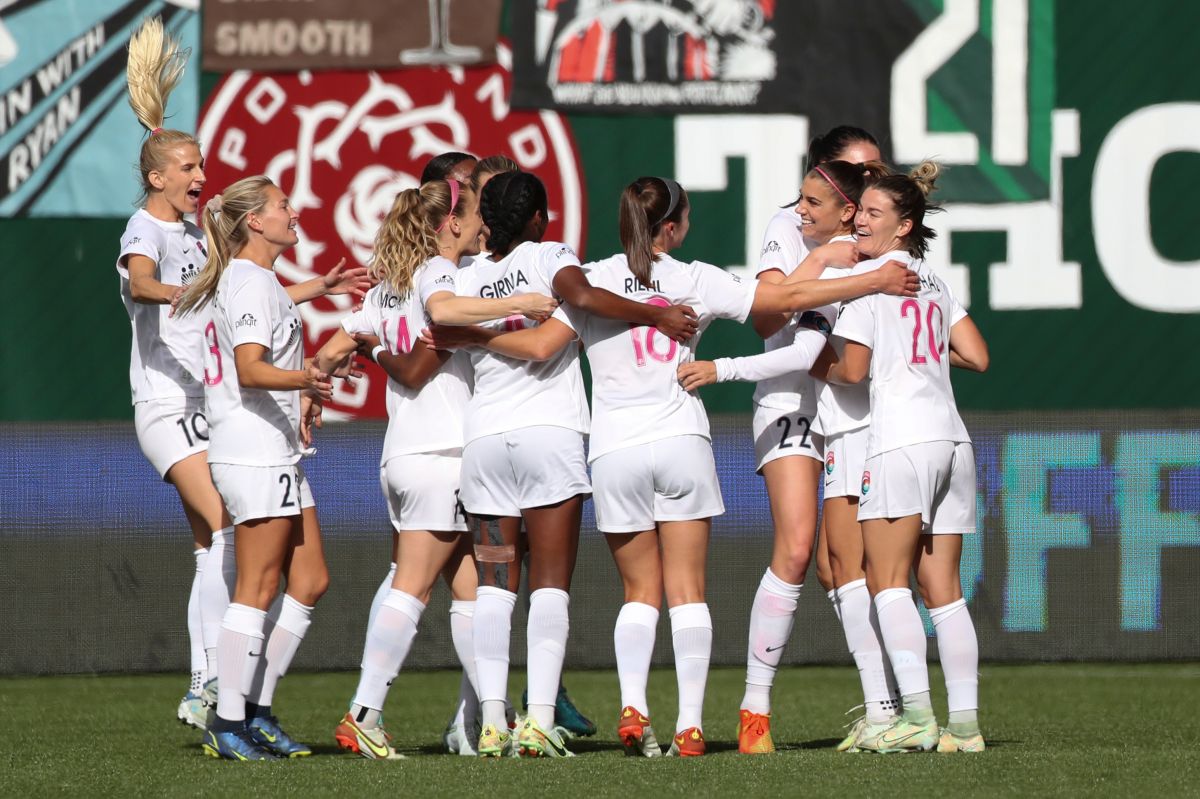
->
[[629, 296, 677, 367], [901, 299, 944, 365]]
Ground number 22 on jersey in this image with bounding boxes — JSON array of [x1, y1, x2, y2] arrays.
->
[[901, 299, 944, 365]]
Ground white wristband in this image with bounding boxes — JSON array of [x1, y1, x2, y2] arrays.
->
[[371, 345, 386, 363]]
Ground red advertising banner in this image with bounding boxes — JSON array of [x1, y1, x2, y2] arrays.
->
[[197, 45, 585, 419], [202, 0, 501, 71]]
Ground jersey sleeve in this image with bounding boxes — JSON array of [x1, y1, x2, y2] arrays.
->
[[117, 219, 163, 274], [714, 328, 827, 383], [417, 258, 459, 309], [833, 295, 875, 349], [550, 304, 581, 338], [756, 214, 805, 277], [690, 261, 758, 322], [539, 242, 583, 288], [945, 280, 968, 325], [226, 270, 276, 349]]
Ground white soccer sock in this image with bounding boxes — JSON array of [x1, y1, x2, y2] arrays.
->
[[247, 594, 314, 710], [349, 589, 426, 727], [188, 548, 208, 690], [838, 579, 899, 723], [670, 603, 712, 734], [614, 602, 659, 716], [874, 587, 932, 718], [929, 598, 979, 729], [742, 569, 801, 714], [215, 603, 267, 723], [826, 587, 842, 623], [474, 586, 517, 729], [527, 588, 571, 729], [449, 600, 479, 728], [200, 526, 235, 680], [367, 562, 398, 632]]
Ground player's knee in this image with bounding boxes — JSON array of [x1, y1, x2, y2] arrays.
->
[[287, 567, 329, 606]]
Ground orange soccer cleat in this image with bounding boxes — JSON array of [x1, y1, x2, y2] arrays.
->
[[737, 709, 776, 754]]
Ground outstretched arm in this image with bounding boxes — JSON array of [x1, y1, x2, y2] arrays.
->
[[751, 260, 917, 315]]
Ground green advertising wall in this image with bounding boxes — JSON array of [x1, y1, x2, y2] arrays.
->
[[1, 0, 1197, 421]]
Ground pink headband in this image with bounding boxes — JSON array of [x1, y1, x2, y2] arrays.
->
[[435, 179, 461, 233], [814, 166, 854, 208]]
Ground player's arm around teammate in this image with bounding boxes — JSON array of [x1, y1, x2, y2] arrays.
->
[[120, 17, 235, 728], [822, 163, 989, 754], [176, 177, 332, 761]]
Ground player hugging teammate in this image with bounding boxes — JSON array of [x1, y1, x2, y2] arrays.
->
[[122, 17, 987, 761]]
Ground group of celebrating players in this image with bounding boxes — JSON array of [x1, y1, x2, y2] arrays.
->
[[117, 18, 988, 762]]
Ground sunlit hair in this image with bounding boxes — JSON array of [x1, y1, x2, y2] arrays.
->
[[371, 180, 469, 296], [470, 154, 520, 192], [421, 151, 476, 183], [619, 176, 689, 290], [785, 125, 881, 208], [869, 160, 944, 259], [126, 16, 198, 207], [175, 176, 275, 316], [803, 159, 895, 235]]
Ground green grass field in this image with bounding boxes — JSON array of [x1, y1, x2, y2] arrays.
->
[[3, 664, 1198, 796]]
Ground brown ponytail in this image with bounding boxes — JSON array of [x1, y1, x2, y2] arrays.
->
[[618, 177, 688, 290]]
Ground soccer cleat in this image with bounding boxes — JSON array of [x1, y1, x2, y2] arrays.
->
[[554, 685, 597, 737], [201, 679, 219, 729], [247, 715, 312, 758], [617, 706, 662, 757], [736, 709, 775, 754], [477, 723, 514, 758], [855, 715, 938, 754], [937, 728, 986, 753], [202, 727, 279, 761], [667, 727, 706, 757], [178, 691, 208, 730], [516, 716, 575, 758], [837, 715, 870, 753], [334, 712, 405, 760], [443, 720, 479, 757]]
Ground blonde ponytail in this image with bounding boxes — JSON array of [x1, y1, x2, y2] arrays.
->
[[370, 180, 464, 295], [126, 16, 198, 206], [176, 176, 275, 316]]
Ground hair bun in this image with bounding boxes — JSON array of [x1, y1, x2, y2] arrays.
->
[[908, 160, 941, 197]]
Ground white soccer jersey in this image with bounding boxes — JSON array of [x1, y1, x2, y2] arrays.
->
[[342, 257, 472, 462], [833, 256, 971, 457], [116, 209, 211, 402], [752, 210, 827, 414], [568, 252, 758, 462], [457, 240, 590, 443], [812, 247, 900, 438], [205, 259, 306, 466]]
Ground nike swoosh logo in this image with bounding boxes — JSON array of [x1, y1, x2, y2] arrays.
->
[[259, 729, 278, 743], [881, 728, 927, 746], [361, 731, 391, 758], [765, 644, 785, 653]]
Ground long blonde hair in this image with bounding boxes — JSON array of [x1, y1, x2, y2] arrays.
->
[[372, 179, 468, 296], [175, 176, 276, 316], [126, 16, 198, 206]]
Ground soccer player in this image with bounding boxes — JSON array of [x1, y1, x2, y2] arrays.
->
[[727, 128, 885, 753], [815, 163, 989, 753], [175, 176, 361, 760], [313, 178, 555, 759], [440, 176, 920, 757], [428, 171, 698, 759]]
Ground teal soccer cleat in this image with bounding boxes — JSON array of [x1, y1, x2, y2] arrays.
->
[[248, 715, 313, 758], [202, 728, 279, 761]]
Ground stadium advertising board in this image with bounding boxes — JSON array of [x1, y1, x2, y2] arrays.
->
[[3, 414, 1197, 673], [201, 0, 502, 71], [0, 0, 200, 216]]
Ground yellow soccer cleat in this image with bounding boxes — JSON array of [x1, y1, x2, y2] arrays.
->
[[477, 722, 515, 758], [516, 716, 574, 758], [937, 728, 986, 753], [855, 715, 938, 754]]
